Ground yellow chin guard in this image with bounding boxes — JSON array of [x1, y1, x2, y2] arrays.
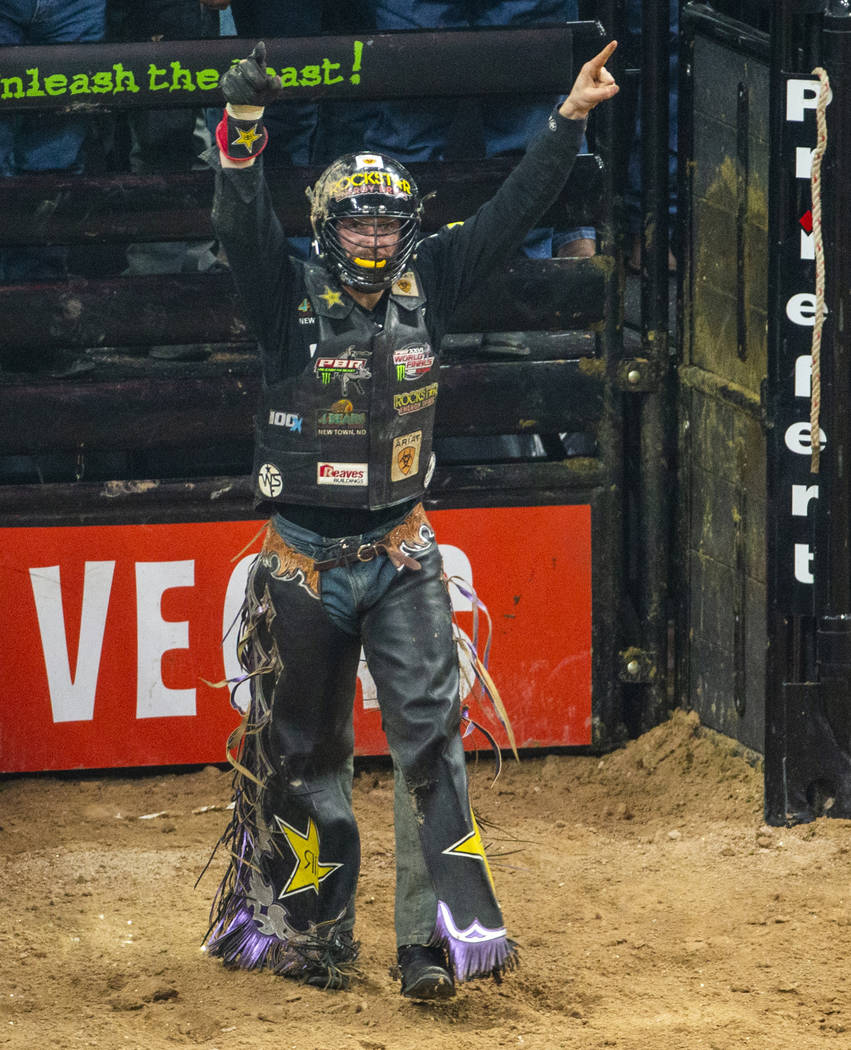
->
[[352, 257, 387, 269]]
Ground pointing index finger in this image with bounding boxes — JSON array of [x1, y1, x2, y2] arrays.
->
[[587, 39, 618, 74], [249, 40, 267, 70]]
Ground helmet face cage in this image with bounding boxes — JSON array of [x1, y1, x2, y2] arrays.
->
[[310, 153, 422, 292]]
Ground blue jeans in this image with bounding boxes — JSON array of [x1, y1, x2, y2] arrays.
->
[[270, 509, 444, 946], [0, 0, 106, 281], [0, 0, 106, 176]]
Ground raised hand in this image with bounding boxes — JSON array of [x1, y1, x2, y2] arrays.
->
[[559, 40, 619, 120], [220, 41, 284, 109]]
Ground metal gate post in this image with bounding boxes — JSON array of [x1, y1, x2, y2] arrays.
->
[[621, 0, 673, 729], [765, 0, 851, 823], [813, 3, 851, 801]]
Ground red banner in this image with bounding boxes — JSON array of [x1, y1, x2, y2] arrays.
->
[[0, 505, 591, 773]]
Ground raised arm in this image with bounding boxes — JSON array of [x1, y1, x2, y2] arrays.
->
[[215, 41, 283, 169], [419, 40, 620, 321]]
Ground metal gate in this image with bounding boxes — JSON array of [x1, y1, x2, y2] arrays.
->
[[678, 0, 851, 823]]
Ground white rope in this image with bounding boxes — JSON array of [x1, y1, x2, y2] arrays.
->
[[809, 67, 830, 475]]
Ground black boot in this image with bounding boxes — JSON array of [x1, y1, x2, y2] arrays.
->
[[396, 944, 455, 1000]]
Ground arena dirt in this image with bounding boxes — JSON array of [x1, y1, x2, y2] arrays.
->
[[2, 708, 849, 1050]]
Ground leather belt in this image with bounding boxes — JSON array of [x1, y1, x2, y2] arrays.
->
[[313, 541, 390, 572]]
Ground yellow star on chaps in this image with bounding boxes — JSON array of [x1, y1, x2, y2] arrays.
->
[[232, 123, 262, 152], [442, 811, 497, 895], [274, 815, 343, 897]]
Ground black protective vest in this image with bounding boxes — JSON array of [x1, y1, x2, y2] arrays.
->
[[253, 262, 438, 511]]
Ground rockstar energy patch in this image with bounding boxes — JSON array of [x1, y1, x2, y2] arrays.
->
[[393, 382, 438, 415], [391, 431, 422, 481]]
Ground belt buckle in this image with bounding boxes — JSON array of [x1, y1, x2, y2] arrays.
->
[[356, 543, 376, 562]]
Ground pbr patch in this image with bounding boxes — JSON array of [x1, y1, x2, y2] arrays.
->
[[393, 344, 435, 381], [317, 461, 368, 487], [315, 356, 372, 384], [257, 463, 284, 499], [391, 431, 423, 481]]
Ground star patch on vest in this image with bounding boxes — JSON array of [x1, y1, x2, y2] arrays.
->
[[318, 286, 344, 309]]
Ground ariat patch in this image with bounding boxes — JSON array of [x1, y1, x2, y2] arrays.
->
[[392, 431, 422, 481]]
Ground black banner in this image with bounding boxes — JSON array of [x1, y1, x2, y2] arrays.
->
[[771, 74, 830, 614], [0, 25, 605, 112]]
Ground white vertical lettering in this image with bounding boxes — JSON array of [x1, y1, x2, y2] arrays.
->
[[785, 421, 827, 455], [136, 561, 195, 718], [786, 79, 821, 122], [221, 554, 256, 711], [795, 146, 814, 179], [29, 562, 115, 723], [786, 292, 819, 326], [794, 543, 814, 584], [791, 484, 819, 516], [800, 229, 814, 260], [794, 355, 813, 398]]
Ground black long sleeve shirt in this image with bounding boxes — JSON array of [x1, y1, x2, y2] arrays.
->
[[207, 109, 585, 536]]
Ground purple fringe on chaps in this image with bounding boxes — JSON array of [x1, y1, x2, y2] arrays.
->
[[433, 901, 519, 983]]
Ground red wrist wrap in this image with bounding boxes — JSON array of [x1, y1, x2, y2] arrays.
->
[[215, 108, 269, 161]]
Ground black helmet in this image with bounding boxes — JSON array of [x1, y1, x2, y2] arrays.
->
[[308, 152, 423, 292]]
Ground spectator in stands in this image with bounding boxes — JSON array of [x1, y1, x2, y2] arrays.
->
[[214, 0, 345, 167], [201, 39, 618, 998], [106, 0, 223, 275], [0, 0, 106, 283], [317, 0, 597, 259]]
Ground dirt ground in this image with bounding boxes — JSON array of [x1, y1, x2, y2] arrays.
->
[[2, 708, 850, 1050]]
